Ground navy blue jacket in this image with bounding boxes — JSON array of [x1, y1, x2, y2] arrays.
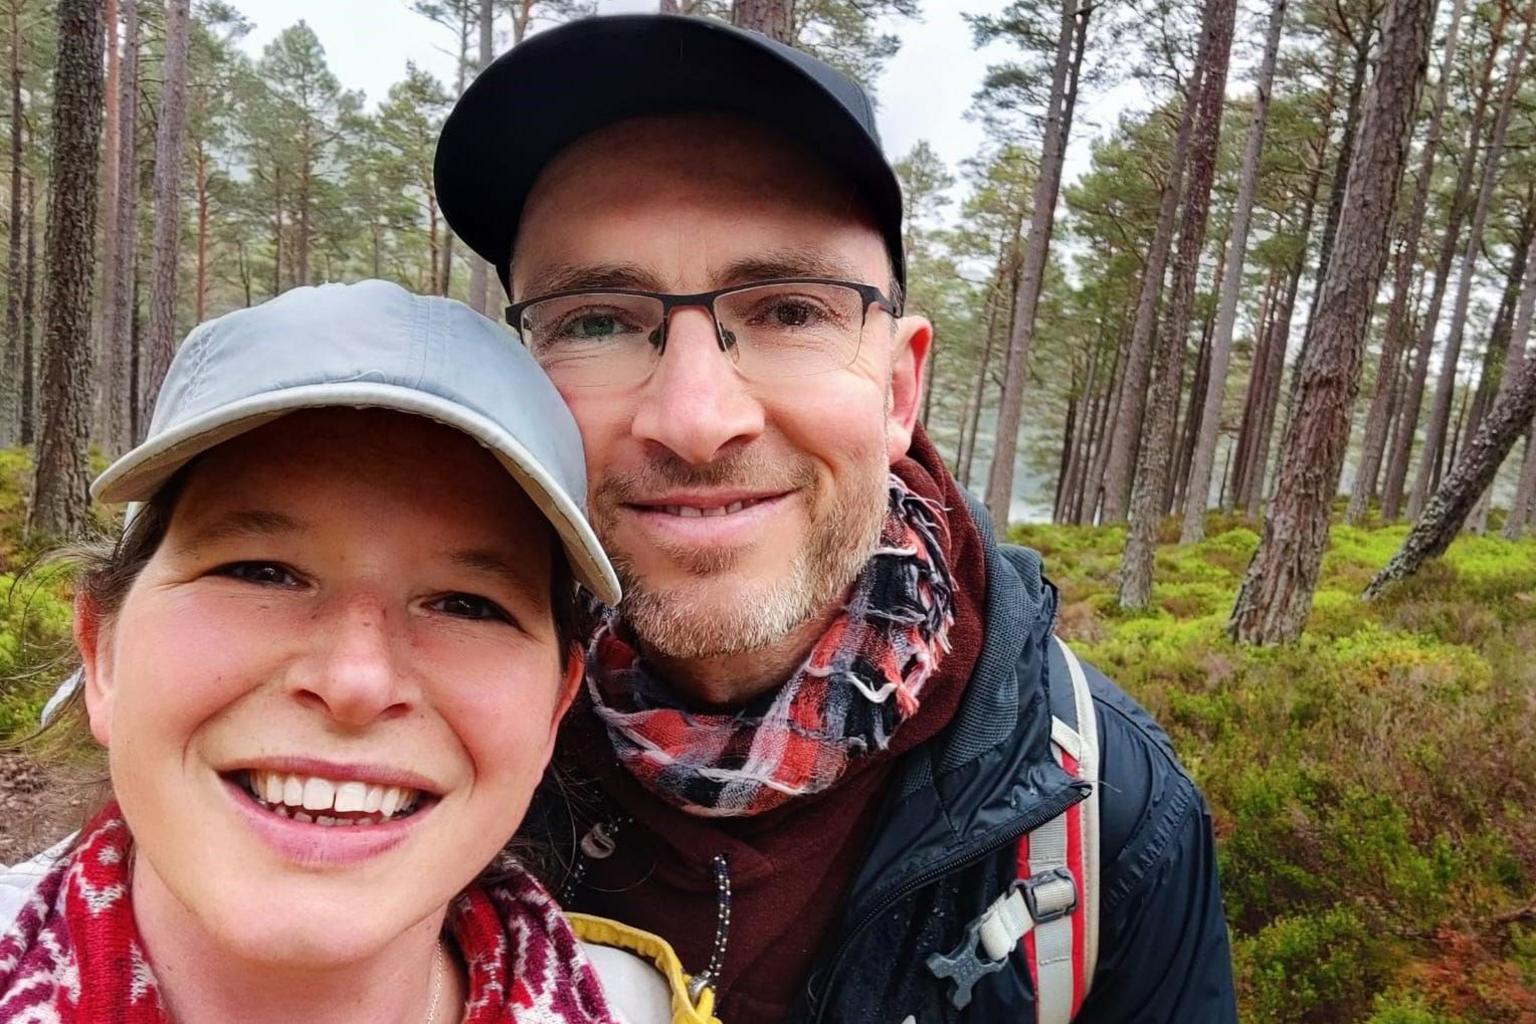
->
[[789, 503, 1238, 1021]]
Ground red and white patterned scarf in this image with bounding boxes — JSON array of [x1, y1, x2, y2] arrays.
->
[[0, 804, 618, 1023], [586, 475, 955, 818]]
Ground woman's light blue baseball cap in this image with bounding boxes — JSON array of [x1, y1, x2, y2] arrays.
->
[[92, 279, 621, 606]]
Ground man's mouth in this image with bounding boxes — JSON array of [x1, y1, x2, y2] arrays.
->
[[227, 769, 434, 827], [651, 495, 774, 518]]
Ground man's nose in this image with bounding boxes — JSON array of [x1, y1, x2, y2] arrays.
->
[[289, 594, 411, 727], [631, 307, 765, 464]]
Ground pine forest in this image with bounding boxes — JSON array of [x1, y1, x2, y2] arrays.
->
[[2, 1, 1536, 1019]]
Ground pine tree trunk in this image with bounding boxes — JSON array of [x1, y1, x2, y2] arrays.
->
[[1180, 0, 1286, 542], [1368, 231, 1536, 595], [731, 0, 793, 41], [1474, 230, 1536, 534], [1383, 4, 1507, 518], [29, 0, 105, 540], [139, 0, 189, 436], [1347, 0, 1468, 522], [1300, 19, 1373, 347], [1228, 0, 1437, 644], [1119, 0, 1236, 609], [195, 142, 208, 322], [19, 176, 35, 445], [954, 268, 1003, 485], [1407, 12, 1529, 518], [0, 2, 26, 446], [1098, 66, 1206, 523], [983, 0, 1086, 527], [101, 0, 138, 455], [1230, 268, 1280, 508], [466, 0, 494, 315], [95, 0, 118, 437], [1505, 425, 1536, 540]]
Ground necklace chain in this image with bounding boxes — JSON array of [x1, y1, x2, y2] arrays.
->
[[423, 943, 446, 1024]]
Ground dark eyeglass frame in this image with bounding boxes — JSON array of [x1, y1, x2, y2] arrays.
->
[[504, 277, 902, 357]]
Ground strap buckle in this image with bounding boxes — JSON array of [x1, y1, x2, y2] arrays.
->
[[1021, 866, 1078, 925]]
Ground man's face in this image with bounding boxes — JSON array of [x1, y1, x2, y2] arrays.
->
[[514, 116, 931, 660]]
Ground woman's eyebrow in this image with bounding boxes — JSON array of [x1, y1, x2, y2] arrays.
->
[[450, 549, 540, 589], [175, 509, 306, 553]]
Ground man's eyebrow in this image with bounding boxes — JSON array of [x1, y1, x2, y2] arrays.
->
[[176, 509, 306, 553], [715, 248, 866, 287], [523, 262, 668, 296]]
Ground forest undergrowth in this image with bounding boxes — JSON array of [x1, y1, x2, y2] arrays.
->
[[1020, 514, 1536, 1023], [2, 447, 1534, 1021]]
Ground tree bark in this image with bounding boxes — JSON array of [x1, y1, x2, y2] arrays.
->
[[1119, 0, 1236, 609], [1367, 230, 1536, 595], [0, 0, 26, 446], [100, 0, 138, 455], [1296, 11, 1375, 365], [1506, 429, 1536, 539], [1406, 9, 1529, 518], [1098, 59, 1208, 523], [95, 0, 118, 435], [1382, 3, 1506, 517], [983, 0, 1086, 527], [1230, 267, 1282, 508], [1345, 0, 1467, 523], [1228, 0, 1437, 644], [466, 0, 495, 314], [29, 0, 105, 540], [19, 175, 35, 445], [139, 0, 190, 435], [1179, 0, 1287, 542], [731, 0, 793, 41], [194, 140, 208, 322]]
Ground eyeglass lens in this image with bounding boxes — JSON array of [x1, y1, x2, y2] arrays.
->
[[518, 282, 868, 386]]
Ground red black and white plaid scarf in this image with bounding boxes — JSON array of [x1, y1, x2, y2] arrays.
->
[[585, 475, 955, 818], [0, 804, 618, 1023]]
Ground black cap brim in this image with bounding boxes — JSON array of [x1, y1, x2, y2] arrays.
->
[[433, 14, 905, 297]]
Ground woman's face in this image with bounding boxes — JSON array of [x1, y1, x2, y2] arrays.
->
[[80, 409, 581, 967]]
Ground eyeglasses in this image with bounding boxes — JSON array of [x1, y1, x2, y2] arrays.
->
[[505, 278, 900, 388]]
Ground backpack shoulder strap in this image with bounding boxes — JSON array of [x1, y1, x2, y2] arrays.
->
[[923, 635, 1103, 1018], [1021, 635, 1100, 1023]]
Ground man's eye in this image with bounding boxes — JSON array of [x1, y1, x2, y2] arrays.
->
[[429, 593, 512, 623], [214, 562, 301, 587], [751, 298, 831, 330], [555, 310, 639, 339]]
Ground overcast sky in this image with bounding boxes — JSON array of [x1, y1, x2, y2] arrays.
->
[[234, 0, 1159, 215]]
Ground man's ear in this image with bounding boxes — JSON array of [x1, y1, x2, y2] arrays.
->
[[886, 314, 934, 463], [74, 592, 114, 747]]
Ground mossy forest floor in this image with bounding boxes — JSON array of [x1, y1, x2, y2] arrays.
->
[[2, 448, 1534, 1021], [1017, 514, 1536, 1023]]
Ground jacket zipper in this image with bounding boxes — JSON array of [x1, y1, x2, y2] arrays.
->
[[808, 780, 1089, 1022]]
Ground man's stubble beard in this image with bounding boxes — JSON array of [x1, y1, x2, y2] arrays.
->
[[594, 450, 889, 660]]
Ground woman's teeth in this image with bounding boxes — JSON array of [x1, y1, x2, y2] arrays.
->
[[242, 770, 423, 826]]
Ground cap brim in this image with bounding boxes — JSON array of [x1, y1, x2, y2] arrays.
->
[[93, 383, 622, 607], [433, 14, 904, 294]]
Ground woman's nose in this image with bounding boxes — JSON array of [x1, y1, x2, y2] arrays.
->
[[290, 596, 411, 726]]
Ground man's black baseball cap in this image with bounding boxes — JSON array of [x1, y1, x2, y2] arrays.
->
[[432, 14, 906, 298]]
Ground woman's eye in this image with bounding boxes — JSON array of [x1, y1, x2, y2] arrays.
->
[[429, 593, 512, 623], [215, 561, 301, 587]]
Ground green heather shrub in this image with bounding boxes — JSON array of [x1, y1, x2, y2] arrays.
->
[[0, 567, 74, 738], [1236, 906, 1392, 1024], [1363, 991, 1464, 1024], [1015, 514, 1536, 1022]]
